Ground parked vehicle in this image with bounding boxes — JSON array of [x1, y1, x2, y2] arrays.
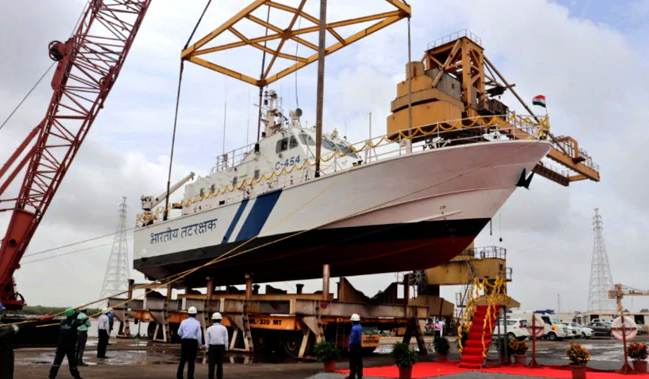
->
[[587, 321, 612, 336], [570, 322, 593, 338], [493, 318, 530, 341], [539, 314, 569, 341], [507, 310, 569, 341], [561, 322, 578, 339]]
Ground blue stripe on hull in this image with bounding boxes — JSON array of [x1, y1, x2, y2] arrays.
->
[[222, 199, 249, 243], [235, 189, 282, 242]]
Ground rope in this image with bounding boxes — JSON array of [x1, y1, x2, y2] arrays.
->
[[7, 142, 537, 329]]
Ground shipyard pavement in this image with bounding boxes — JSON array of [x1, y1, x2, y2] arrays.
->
[[13, 335, 641, 379]]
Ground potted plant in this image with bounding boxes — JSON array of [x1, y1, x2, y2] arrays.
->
[[628, 342, 648, 373], [566, 343, 590, 379], [509, 338, 528, 365], [433, 335, 450, 362], [392, 342, 418, 379], [313, 340, 340, 373]]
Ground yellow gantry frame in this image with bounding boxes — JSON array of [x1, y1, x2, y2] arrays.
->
[[181, 0, 411, 87]]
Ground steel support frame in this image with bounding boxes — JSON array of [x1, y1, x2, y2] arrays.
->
[[0, 0, 152, 309], [423, 34, 599, 186]]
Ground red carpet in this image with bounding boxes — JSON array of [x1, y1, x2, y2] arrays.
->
[[335, 361, 468, 378], [335, 361, 649, 378]]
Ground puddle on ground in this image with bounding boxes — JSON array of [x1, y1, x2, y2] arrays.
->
[[17, 350, 304, 366]]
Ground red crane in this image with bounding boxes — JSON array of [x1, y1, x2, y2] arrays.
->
[[0, 0, 152, 310]]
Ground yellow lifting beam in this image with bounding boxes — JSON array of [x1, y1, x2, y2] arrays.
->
[[181, 0, 411, 87]]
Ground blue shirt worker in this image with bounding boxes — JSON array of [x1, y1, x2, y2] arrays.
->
[[347, 313, 363, 379], [205, 312, 228, 379], [177, 306, 202, 379], [97, 308, 110, 359]]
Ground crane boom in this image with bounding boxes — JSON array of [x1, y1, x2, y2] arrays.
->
[[0, 0, 152, 310], [141, 172, 196, 211]]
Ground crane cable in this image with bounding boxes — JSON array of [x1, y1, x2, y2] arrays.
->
[[0, 63, 55, 132], [6, 141, 541, 329], [21, 242, 115, 265], [22, 227, 137, 258], [0, 0, 89, 133], [162, 0, 213, 221]]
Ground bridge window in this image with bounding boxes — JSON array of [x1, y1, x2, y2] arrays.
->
[[276, 138, 288, 153], [298, 133, 315, 146]]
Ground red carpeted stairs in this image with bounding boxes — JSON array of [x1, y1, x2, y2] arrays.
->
[[459, 304, 500, 369]]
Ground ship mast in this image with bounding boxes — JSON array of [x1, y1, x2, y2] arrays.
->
[[314, 0, 327, 177]]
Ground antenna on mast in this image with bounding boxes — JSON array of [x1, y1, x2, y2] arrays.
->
[[247, 85, 251, 146]]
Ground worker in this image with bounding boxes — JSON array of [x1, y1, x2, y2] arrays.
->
[[75, 310, 91, 366], [205, 312, 228, 379], [97, 308, 110, 358], [347, 313, 363, 379], [176, 306, 202, 379], [49, 307, 84, 379], [106, 307, 114, 342], [0, 302, 53, 379]]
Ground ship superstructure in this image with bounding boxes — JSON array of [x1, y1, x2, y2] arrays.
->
[[176, 90, 360, 218]]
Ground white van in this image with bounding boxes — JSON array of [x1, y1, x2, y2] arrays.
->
[[507, 310, 569, 341], [492, 318, 530, 340]]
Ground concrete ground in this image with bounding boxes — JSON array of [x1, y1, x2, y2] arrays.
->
[[14, 334, 644, 379]]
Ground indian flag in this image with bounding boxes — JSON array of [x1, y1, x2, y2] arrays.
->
[[532, 95, 546, 108]]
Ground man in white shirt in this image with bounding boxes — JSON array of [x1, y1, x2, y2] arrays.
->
[[205, 312, 228, 379], [176, 307, 202, 379], [97, 308, 110, 359]]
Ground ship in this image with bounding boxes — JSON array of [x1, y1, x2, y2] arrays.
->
[[133, 86, 551, 287]]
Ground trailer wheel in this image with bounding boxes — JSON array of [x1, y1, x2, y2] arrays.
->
[[253, 330, 275, 354], [283, 332, 303, 357]]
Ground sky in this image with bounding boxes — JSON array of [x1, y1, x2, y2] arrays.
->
[[1, 0, 649, 314]]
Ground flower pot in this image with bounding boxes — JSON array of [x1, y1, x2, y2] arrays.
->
[[323, 361, 336, 373], [571, 365, 587, 379], [633, 360, 647, 373], [514, 354, 526, 365], [398, 365, 413, 379], [437, 353, 448, 362]]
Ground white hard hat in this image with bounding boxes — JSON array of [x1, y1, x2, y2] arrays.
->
[[188, 306, 198, 315], [211, 312, 222, 320], [102, 308, 109, 314], [351, 313, 360, 322]]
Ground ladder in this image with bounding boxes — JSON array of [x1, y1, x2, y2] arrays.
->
[[454, 259, 477, 320]]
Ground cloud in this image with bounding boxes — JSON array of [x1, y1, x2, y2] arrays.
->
[[1, 0, 648, 314]]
